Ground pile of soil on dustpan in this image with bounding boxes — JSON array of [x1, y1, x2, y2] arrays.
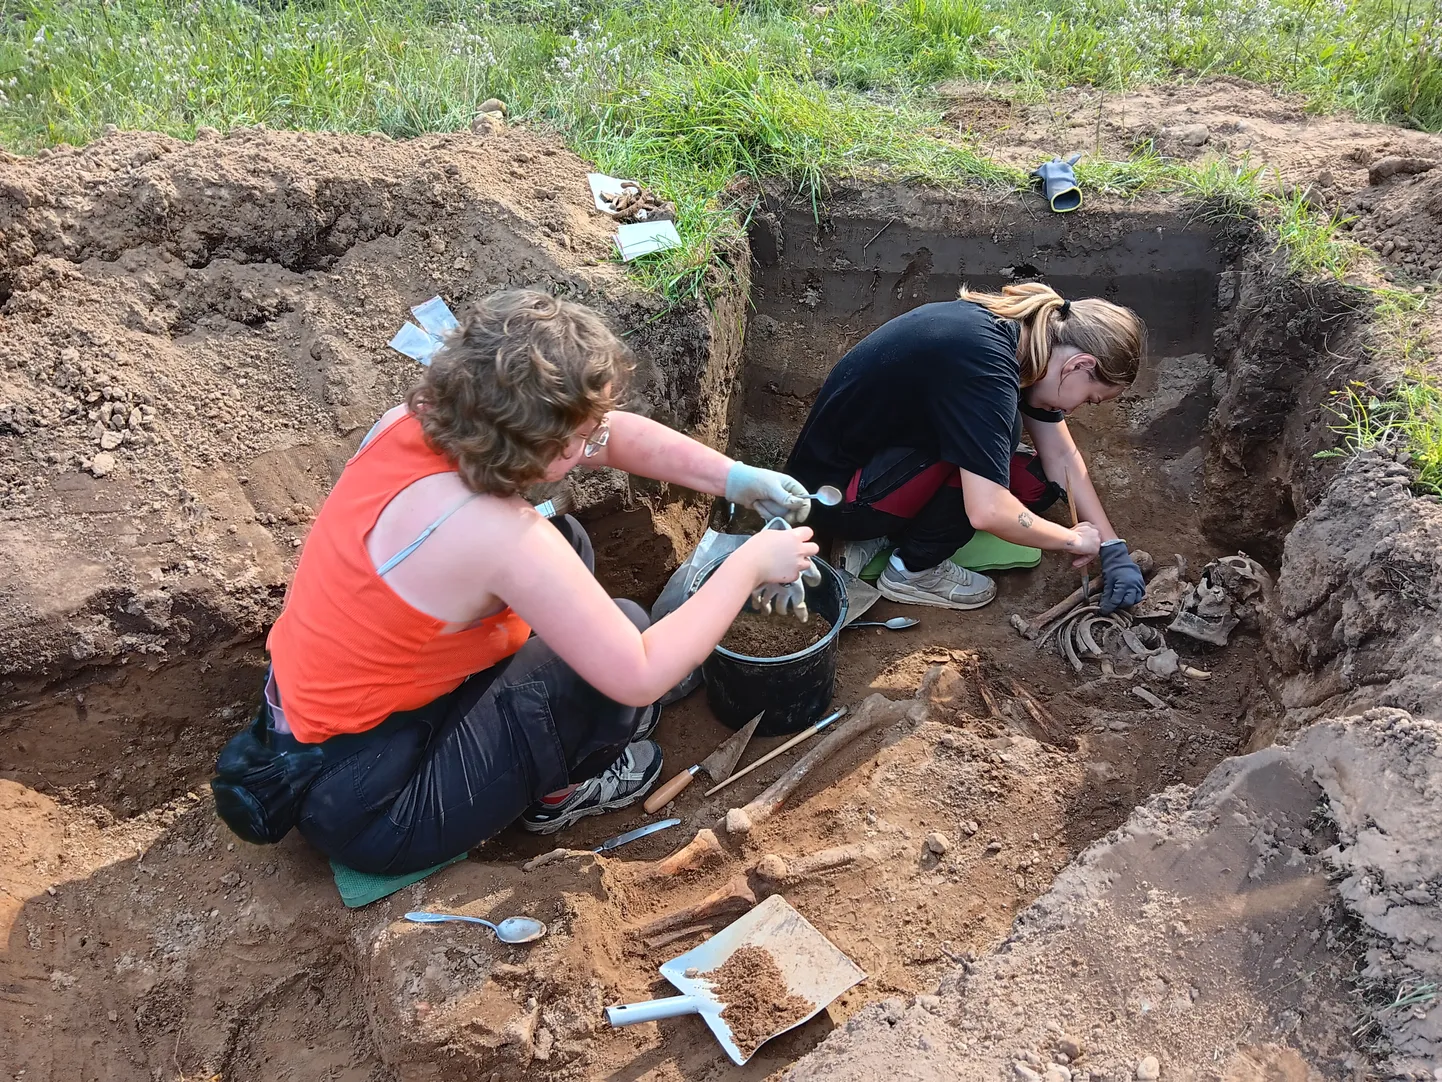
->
[[702, 945, 814, 1057], [720, 611, 832, 658]]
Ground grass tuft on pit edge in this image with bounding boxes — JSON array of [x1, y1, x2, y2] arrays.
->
[[2, 0, 1438, 299]]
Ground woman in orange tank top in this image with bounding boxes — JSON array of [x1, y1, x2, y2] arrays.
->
[[210, 290, 820, 876]]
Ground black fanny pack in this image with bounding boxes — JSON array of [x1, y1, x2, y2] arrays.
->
[[210, 700, 324, 845]]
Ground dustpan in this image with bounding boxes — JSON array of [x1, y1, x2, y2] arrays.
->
[[604, 895, 865, 1064]]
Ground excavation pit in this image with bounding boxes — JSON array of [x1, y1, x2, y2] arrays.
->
[[2, 132, 1408, 1082]]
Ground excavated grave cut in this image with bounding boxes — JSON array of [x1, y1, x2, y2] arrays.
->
[[1, 148, 1327, 1082]]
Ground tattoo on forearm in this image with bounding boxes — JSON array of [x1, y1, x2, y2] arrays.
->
[[1017, 510, 1034, 529]]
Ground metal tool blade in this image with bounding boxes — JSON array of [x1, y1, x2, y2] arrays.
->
[[594, 817, 681, 853], [698, 711, 764, 783]]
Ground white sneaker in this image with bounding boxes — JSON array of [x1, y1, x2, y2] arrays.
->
[[878, 559, 997, 610], [838, 537, 890, 577]]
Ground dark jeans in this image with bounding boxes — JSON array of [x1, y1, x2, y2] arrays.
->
[[287, 516, 649, 875]]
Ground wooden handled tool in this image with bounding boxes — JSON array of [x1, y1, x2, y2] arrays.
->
[[643, 711, 763, 814], [703, 707, 847, 798], [1064, 465, 1089, 600], [723, 695, 921, 835]]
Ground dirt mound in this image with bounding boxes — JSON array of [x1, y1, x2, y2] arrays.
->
[[941, 76, 1442, 197], [0, 126, 739, 810], [1346, 164, 1442, 280], [941, 75, 1442, 284], [0, 126, 737, 679], [786, 707, 1442, 1081]]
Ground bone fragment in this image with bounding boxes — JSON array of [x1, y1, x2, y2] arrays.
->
[[522, 848, 590, 871], [724, 808, 754, 836], [1008, 680, 1077, 750], [631, 875, 756, 938], [651, 829, 724, 878], [1132, 686, 1168, 709], [724, 694, 920, 834], [752, 839, 906, 886], [643, 924, 716, 950]]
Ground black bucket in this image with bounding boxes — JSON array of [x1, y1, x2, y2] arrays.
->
[[694, 555, 849, 738]]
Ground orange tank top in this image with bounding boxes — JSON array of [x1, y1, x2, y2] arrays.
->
[[266, 413, 531, 743]]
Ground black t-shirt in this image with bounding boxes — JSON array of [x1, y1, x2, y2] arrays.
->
[[786, 300, 1062, 489]]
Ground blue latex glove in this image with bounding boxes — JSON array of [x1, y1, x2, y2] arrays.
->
[[1031, 154, 1083, 213], [725, 462, 810, 524], [1098, 539, 1146, 615]]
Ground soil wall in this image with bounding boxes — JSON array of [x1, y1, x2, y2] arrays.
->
[[0, 128, 746, 810], [734, 185, 1226, 467]]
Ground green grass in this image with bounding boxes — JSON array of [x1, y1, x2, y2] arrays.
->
[[1316, 357, 1442, 497], [1, 0, 1434, 295]]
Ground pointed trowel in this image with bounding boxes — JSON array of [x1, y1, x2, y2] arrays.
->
[[643, 712, 763, 814]]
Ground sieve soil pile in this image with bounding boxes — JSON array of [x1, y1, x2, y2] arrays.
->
[[2, 87, 1441, 1082]]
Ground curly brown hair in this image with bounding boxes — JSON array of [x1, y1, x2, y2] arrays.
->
[[406, 290, 632, 495]]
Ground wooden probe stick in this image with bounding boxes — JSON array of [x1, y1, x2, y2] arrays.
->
[[704, 707, 847, 798]]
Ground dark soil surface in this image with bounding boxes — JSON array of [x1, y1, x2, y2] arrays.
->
[[721, 611, 833, 658]]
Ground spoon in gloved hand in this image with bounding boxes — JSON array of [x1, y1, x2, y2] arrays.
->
[[404, 911, 548, 944], [846, 617, 921, 630], [802, 485, 843, 507]]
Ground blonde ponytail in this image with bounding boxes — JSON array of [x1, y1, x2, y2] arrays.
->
[[958, 282, 1145, 388]]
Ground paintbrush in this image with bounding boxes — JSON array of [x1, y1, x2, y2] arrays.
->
[[532, 489, 574, 519], [1063, 466, 1089, 600]]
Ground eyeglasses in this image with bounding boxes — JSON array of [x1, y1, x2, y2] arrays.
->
[[581, 416, 611, 459]]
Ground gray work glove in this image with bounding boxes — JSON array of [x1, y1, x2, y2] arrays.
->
[[1098, 539, 1146, 614], [725, 462, 811, 524], [1031, 154, 1083, 213], [751, 563, 823, 623], [749, 515, 822, 622]]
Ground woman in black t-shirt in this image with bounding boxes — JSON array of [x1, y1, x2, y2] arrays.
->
[[785, 281, 1147, 613]]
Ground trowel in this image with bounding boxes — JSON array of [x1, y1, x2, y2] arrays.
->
[[643, 711, 763, 813], [604, 894, 867, 1064]]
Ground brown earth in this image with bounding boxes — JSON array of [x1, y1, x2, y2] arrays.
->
[[720, 610, 832, 658], [3, 76, 1442, 1082], [0, 124, 739, 812], [703, 946, 815, 1057]]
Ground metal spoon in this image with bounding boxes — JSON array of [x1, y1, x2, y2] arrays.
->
[[404, 911, 548, 944], [847, 617, 921, 630], [802, 485, 843, 507]]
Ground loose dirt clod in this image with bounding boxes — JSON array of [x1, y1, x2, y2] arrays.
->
[[721, 610, 832, 657], [701, 945, 814, 1057]]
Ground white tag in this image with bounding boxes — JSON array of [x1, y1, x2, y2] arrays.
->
[[388, 321, 444, 365], [615, 220, 682, 261], [410, 295, 460, 337]]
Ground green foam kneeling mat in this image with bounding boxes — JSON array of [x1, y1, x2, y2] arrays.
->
[[331, 852, 467, 908]]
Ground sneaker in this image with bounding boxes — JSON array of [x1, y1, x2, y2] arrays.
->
[[519, 739, 663, 834], [634, 702, 662, 741], [838, 536, 890, 577], [878, 559, 997, 610]]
